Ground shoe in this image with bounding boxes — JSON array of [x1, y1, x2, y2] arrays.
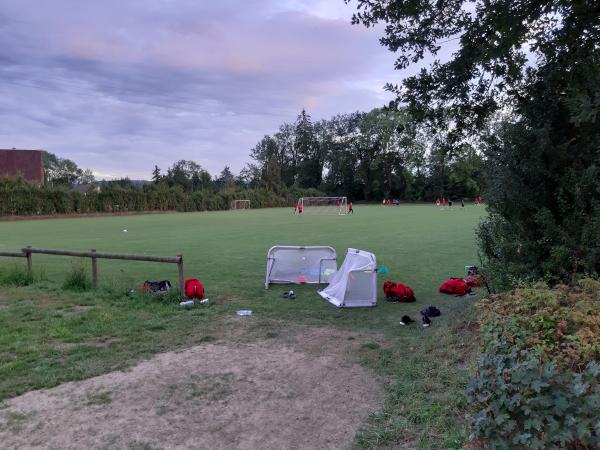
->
[[289, 293, 296, 300], [283, 291, 289, 298], [399, 315, 414, 326], [422, 315, 432, 327]]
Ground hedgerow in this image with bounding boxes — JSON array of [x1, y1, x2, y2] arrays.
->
[[467, 280, 600, 449], [0, 178, 322, 216]]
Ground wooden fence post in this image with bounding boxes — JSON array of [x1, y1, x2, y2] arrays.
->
[[26, 246, 32, 276], [91, 249, 98, 289], [177, 255, 184, 294]]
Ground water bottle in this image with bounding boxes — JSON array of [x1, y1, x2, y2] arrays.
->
[[179, 300, 195, 307]]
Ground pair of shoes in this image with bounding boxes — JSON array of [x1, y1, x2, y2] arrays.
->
[[282, 290, 296, 300]]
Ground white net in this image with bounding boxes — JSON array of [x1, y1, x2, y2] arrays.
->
[[296, 197, 347, 215], [318, 248, 377, 308], [231, 199, 251, 210], [265, 246, 338, 288]]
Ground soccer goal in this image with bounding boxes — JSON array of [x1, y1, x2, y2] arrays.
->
[[296, 197, 347, 215], [231, 199, 251, 210], [265, 245, 338, 288]]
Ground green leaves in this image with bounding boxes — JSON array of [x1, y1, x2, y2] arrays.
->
[[467, 282, 600, 448]]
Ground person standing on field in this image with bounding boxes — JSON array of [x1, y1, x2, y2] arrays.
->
[[348, 202, 354, 214]]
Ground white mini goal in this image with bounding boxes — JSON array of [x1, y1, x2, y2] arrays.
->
[[296, 197, 347, 215], [231, 199, 251, 210], [318, 248, 377, 308], [265, 245, 338, 288]]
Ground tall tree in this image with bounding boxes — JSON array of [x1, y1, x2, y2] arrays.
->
[[151, 165, 162, 184], [350, 0, 600, 285], [216, 166, 235, 189], [294, 110, 322, 188]]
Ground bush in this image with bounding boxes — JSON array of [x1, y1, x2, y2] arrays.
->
[[467, 280, 600, 449], [0, 265, 33, 287], [63, 263, 91, 291]]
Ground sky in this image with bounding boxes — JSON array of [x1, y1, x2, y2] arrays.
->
[[0, 0, 400, 180]]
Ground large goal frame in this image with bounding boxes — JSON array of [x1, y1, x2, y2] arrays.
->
[[231, 199, 251, 210], [296, 196, 348, 215]]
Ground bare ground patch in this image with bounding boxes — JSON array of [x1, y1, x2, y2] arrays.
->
[[0, 327, 381, 450]]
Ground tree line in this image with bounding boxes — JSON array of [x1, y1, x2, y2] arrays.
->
[[243, 108, 483, 202]]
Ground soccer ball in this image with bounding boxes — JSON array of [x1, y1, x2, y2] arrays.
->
[[123, 229, 128, 233]]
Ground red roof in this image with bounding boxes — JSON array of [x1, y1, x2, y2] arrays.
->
[[0, 149, 45, 184]]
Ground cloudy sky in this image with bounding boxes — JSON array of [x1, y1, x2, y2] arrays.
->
[[0, 0, 400, 179]]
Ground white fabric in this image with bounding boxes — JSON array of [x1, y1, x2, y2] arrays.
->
[[318, 248, 377, 308], [265, 246, 337, 288]]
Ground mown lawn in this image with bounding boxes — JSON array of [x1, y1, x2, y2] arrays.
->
[[0, 205, 485, 448]]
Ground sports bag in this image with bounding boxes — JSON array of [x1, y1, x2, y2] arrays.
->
[[383, 281, 416, 303], [184, 278, 204, 299], [141, 280, 171, 294], [438, 278, 471, 296]]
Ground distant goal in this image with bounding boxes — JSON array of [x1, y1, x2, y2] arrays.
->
[[296, 197, 347, 215], [231, 199, 251, 210]]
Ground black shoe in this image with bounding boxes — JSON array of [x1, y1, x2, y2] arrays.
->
[[283, 291, 290, 298], [399, 315, 414, 326], [422, 315, 432, 327]]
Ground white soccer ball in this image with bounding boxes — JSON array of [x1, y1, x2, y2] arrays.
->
[[123, 229, 128, 233]]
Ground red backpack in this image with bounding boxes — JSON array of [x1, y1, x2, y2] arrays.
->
[[439, 278, 471, 296], [184, 278, 204, 299], [383, 281, 416, 303]]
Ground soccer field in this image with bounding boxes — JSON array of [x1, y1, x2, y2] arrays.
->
[[0, 204, 486, 448], [0, 204, 484, 304]]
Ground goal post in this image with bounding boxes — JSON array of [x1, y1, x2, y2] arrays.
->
[[296, 197, 348, 215], [230, 199, 251, 210]]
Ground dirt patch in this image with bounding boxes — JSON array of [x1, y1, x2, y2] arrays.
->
[[0, 328, 381, 449]]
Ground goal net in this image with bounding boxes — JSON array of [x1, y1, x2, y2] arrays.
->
[[231, 199, 251, 210], [265, 245, 338, 288], [297, 197, 347, 215]]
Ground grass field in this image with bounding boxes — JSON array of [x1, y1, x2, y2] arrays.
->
[[0, 205, 486, 448]]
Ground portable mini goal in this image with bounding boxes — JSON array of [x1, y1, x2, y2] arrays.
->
[[318, 248, 377, 308], [296, 197, 347, 215], [231, 199, 251, 210], [265, 245, 338, 288]]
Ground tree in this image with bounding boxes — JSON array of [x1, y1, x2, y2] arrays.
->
[[43, 152, 83, 186], [350, 0, 600, 285], [215, 166, 235, 189], [78, 169, 96, 185], [151, 165, 162, 184], [163, 160, 210, 192], [294, 110, 322, 188]]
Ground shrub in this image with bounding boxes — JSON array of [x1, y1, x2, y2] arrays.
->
[[63, 263, 91, 291], [467, 280, 600, 449], [0, 264, 33, 287]]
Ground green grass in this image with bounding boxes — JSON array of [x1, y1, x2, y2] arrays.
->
[[0, 205, 485, 448]]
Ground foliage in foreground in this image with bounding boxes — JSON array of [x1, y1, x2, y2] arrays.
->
[[467, 280, 600, 449]]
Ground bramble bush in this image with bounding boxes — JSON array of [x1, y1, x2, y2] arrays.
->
[[467, 280, 600, 449]]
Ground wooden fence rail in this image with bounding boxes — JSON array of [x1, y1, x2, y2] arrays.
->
[[0, 246, 185, 292]]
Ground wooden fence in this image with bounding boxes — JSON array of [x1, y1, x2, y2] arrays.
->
[[1, 246, 184, 292]]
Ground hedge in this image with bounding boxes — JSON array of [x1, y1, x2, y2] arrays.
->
[[0, 178, 323, 216]]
